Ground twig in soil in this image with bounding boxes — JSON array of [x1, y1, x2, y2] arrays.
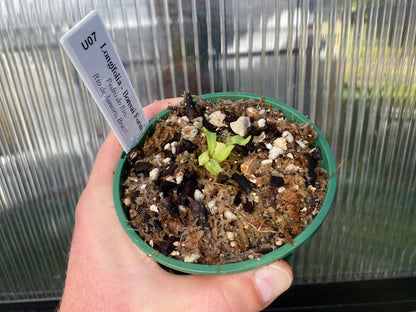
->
[[240, 213, 278, 234], [216, 265, 222, 275], [329, 158, 346, 180], [212, 182, 240, 191], [179, 219, 200, 242]]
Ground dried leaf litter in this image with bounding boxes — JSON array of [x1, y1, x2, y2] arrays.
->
[[121, 93, 328, 265]]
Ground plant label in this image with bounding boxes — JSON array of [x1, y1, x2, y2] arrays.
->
[[60, 10, 148, 152]]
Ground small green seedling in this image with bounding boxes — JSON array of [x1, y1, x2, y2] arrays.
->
[[198, 127, 251, 175]]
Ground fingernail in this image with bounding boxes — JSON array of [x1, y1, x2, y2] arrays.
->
[[254, 264, 293, 303]]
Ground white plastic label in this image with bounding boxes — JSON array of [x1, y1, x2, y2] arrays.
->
[[60, 10, 148, 152]]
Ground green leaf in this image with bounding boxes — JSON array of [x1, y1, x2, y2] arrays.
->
[[202, 127, 217, 157], [214, 142, 226, 154], [199, 127, 246, 175], [226, 135, 252, 146], [198, 150, 210, 166], [213, 144, 235, 163], [204, 159, 223, 175]]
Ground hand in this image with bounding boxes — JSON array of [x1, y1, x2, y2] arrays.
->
[[59, 98, 293, 312]]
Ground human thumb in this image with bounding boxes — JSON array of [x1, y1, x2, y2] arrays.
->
[[174, 260, 293, 312], [252, 261, 293, 305]]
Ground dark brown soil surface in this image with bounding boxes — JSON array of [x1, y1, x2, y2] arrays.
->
[[121, 93, 328, 265]]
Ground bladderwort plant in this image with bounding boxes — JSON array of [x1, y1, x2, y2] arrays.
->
[[198, 127, 251, 175]]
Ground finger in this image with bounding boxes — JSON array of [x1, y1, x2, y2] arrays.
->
[[252, 260, 293, 305], [87, 130, 123, 193], [159, 260, 293, 312], [144, 97, 182, 119]]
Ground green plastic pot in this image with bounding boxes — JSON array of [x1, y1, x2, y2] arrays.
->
[[113, 92, 337, 275]]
